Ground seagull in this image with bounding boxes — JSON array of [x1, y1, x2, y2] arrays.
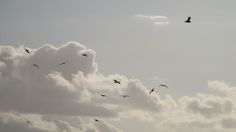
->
[[82, 53, 88, 57], [101, 94, 107, 97], [113, 79, 121, 84], [59, 61, 69, 66], [185, 16, 191, 23], [149, 88, 155, 95], [32, 64, 39, 68], [26, 120, 32, 126], [159, 84, 168, 88], [94, 119, 100, 122], [121, 95, 129, 98], [24, 48, 30, 54]]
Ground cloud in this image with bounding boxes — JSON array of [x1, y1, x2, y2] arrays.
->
[[0, 42, 236, 132], [135, 14, 170, 26], [0, 42, 164, 131], [221, 118, 236, 129], [0, 42, 114, 117], [0, 113, 54, 132], [182, 94, 233, 118]]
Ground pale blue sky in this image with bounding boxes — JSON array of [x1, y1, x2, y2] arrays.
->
[[1, 0, 236, 98]]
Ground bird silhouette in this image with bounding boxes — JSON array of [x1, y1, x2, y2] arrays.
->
[[26, 120, 32, 126], [94, 119, 100, 122], [159, 84, 168, 88], [185, 16, 191, 23], [24, 48, 30, 54], [32, 64, 39, 68], [121, 95, 129, 98], [113, 79, 121, 84], [149, 88, 155, 95], [82, 53, 88, 57], [101, 94, 107, 97], [59, 61, 69, 66]]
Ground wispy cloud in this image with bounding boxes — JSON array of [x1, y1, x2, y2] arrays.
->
[[135, 14, 170, 26]]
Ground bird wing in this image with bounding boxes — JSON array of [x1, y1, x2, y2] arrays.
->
[[149, 91, 152, 95], [33, 64, 39, 68], [149, 89, 153, 94], [25, 49, 29, 53]]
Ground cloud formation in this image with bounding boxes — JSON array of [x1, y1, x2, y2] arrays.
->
[[135, 14, 170, 26], [0, 42, 236, 132]]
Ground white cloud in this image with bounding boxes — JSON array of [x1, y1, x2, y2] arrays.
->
[[135, 14, 170, 26], [1, 42, 236, 132]]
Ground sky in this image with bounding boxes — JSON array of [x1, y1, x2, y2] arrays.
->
[[0, 0, 236, 132]]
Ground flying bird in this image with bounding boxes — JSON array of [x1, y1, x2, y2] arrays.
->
[[113, 79, 121, 84], [185, 16, 191, 23], [121, 95, 129, 98], [94, 119, 100, 122], [32, 64, 39, 68], [26, 120, 32, 126], [101, 94, 107, 97], [159, 84, 168, 88], [24, 48, 30, 54], [149, 88, 155, 95], [82, 53, 88, 57], [59, 61, 69, 66]]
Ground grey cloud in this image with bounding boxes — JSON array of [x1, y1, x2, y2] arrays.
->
[[0, 112, 122, 132], [221, 118, 236, 129], [0, 42, 115, 117], [0, 114, 49, 132], [0, 42, 165, 131], [1, 42, 236, 132], [185, 96, 233, 118], [160, 119, 221, 132], [95, 121, 122, 132]]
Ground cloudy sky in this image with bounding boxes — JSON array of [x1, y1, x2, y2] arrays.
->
[[0, 0, 236, 132]]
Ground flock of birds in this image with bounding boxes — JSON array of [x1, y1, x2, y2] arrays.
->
[[23, 47, 168, 125], [25, 48, 89, 69], [24, 47, 91, 126], [24, 16, 191, 126]]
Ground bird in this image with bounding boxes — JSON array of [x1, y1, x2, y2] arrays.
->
[[185, 16, 191, 23], [32, 64, 39, 68], [59, 61, 69, 66], [149, 88, 155, 95], [94, 119, 100, 122], [121, 95, 129, 98], [101, 94, 107, 97], [82, 53, 88, 57], [24, 48, 30, 54], [26, 120, 32, 126], [113, 79, 121, 84], [159, 84, 168, 88]]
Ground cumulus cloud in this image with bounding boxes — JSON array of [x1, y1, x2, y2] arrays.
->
[[0, 42, 164, 131], [0, 42, 114, 117], [0, 42, 236, 132], [182, 94, 233, 118], [135, 14, 170, 26]]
